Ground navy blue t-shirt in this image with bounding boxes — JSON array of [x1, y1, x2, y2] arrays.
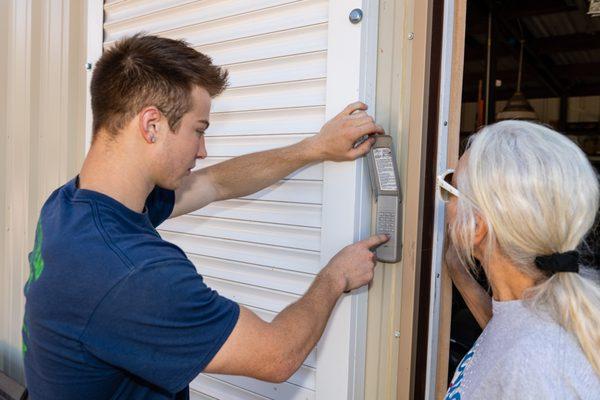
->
[[22, 177, 240, 399]]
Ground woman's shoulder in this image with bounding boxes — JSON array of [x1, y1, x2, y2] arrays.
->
[[500, 303, 582, 360], [490, 305, 600, 399]]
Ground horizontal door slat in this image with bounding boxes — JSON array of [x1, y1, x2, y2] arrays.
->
[[189, 254, 313, 295], [191, 375, 269, 400], [204, 277, 298, 314], [192, 199, 322, 227], [242, 180, 322, 204], [105, 0, 328, 49], [211, 79, 326, 114], [288, 365, 316, 390], [204, 374, 315, 400], [105, 0, 296, 38], [207, 107, 325, 137], [160, 215, 320, 251], [225, 51, 327, 88], [104, 0, 198, 24], [199, 23, 328, 66], [205, 134, 311, 157], [160, 231, 322, 274], [190, 389, 218, 400]]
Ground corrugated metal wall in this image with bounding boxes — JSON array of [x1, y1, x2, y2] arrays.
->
[[0, 0, 87, 384]]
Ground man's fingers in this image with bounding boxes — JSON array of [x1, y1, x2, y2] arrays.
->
[[351, 123, 385, 140], [348, 137, 375, 158], [348, 110, 369, 119], [340, 101, 367, 116], [351, 115, 375, 127], [361, 234, 390, 249]]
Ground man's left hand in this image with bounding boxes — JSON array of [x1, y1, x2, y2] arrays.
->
[[304, 101, 385, 162]]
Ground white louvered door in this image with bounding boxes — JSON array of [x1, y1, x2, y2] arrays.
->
[[94, 1, 378, 399]]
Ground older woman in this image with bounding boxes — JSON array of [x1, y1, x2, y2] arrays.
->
[[440, 121, 600, 399]]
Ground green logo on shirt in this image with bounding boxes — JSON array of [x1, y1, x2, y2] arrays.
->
[[22, 322, 29, 355], [23, 219, 44, 355], [27, 220, 45, 289]]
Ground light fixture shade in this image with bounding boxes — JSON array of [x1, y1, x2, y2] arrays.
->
[[589, 0, 600, 17], [496, 91, 539, 121], [496, 38, 539, 122]]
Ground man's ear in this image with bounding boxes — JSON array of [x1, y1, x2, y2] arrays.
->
[[139, 106, 162, 144], [473, 213, 488, 248]]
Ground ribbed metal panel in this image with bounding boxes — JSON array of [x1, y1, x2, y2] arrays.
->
[[0, 0, 87, 384], [103, 1, 328, 397]]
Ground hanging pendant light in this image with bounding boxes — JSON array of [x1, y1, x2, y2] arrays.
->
[[496, 39, 539, 121], [589, 0, 600, 17]]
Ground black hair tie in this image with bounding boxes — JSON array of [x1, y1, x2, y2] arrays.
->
[[534, 251, 579, 273]]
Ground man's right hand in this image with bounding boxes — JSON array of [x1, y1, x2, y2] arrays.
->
[[204, 233, 389, 382], [321, 234, 390, 293]]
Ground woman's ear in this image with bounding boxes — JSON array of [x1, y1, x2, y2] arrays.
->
[[473, 213, 488, 248]]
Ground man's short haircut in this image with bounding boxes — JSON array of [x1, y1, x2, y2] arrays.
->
[[91, 34, 228, 137]]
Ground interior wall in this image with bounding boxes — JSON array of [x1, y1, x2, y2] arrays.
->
[[0, 0, 87, 384], [460, 95, 600, 132]]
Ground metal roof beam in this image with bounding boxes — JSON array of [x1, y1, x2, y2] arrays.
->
[[481, 0, 566, 97]]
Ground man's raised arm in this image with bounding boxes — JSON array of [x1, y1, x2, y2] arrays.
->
[[170, 102, 384, 218]]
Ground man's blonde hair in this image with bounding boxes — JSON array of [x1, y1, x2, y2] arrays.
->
[[91, 34, 228, 137]]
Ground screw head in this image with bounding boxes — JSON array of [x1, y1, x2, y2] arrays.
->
[[394, 330, 401, 338], [85, 62, 92, 71], [349, 8, 363, 24], [408, 32, 415, 40]]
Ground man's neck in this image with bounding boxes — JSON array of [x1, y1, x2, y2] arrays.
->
[[79, 136, 154, 213], [483, 252, 537, 302]]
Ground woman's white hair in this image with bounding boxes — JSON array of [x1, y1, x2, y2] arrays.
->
[[450, 120, 600, 376]]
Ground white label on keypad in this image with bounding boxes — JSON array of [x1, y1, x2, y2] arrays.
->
[[373, 148, 397, 191]]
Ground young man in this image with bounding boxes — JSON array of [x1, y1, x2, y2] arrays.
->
[[22, 34, 388, 399]]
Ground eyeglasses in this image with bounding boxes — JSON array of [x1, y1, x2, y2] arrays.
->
[[436, 168, 461, 202]]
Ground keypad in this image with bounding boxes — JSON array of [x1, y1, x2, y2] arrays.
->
[[376, 211, 396, 236]]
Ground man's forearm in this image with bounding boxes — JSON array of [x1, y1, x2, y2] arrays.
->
[[268, 268, 344, 373], [171, 138, 321, 218], [173, 103, 383, 217], [209, 138, 321, 202]]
